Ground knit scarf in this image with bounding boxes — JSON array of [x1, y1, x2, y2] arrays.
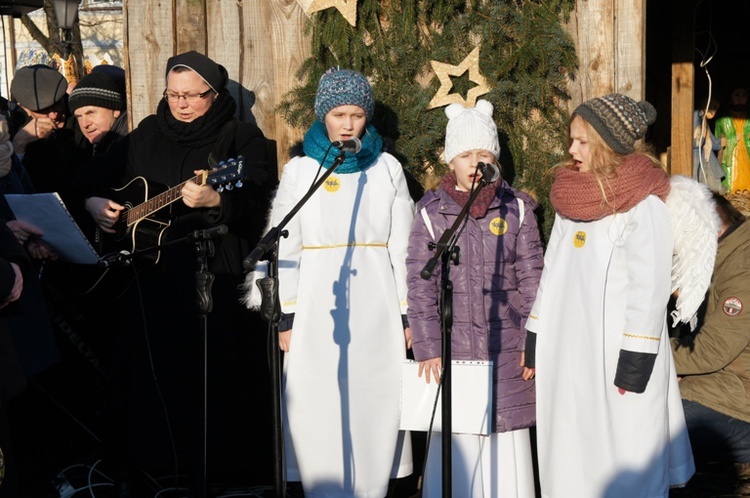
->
[[302, 120, 383, 174], [155, 90, 237, 147], [440, 171, 500, 219], [550, 154, 671, 221]]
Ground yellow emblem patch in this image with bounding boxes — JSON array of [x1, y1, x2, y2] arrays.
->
[[489, 217, 508, 236], [323, 176, 341, 192], [573, 231, 586, 248]]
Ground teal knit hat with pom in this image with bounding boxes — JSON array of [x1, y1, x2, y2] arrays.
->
[[314, 68, 374, 122]]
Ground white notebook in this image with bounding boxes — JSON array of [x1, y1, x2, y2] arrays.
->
[[5, 193, 101, 265], [400, 359, 492, 436]]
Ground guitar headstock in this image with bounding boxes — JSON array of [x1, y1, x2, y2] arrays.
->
[[205, 156, 246, 191]]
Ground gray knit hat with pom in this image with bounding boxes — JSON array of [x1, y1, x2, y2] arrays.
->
[[573, 93, 657, 155], [314, 68, 374, 122]]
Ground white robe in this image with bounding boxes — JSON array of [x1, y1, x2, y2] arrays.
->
[[274, 153, 414, 498], [526, 195, 695, 498], [421, 430, 536, 498]]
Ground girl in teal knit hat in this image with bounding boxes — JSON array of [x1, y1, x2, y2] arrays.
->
[[251, 67, 414, 497]]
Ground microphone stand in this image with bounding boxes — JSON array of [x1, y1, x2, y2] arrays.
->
[[419, 178, 492, 498], [194, 236, 214, 498], [244, 151, 348, 498], [107, 225, 226, 498]]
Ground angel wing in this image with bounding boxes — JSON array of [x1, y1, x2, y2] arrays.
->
[[666, 175, 721, 329], [241, 260, 267, 310]]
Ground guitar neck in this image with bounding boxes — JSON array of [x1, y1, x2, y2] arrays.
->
[[124, 173, 205, 226]]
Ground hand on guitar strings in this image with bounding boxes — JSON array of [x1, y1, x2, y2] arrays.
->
[[85, 196, 125, 234], [181, 170, 221, 209]]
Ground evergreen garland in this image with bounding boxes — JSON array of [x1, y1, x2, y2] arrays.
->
[[279, 0, 578, 237]]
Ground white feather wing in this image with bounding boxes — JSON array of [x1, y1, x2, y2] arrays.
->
[[666, 175, 720, 329]]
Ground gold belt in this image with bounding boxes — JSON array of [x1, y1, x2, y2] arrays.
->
[[302, 243, 388, 250]]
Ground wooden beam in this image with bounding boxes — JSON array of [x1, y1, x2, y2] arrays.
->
[[614, 0, 645, 99], [2, 17, 18, 98], [242, 0, 310, 172], [175, 0, 206, 54], [564, 0, 615, 114], [124, 0, 174, 126], [670, 0, 694, 176]]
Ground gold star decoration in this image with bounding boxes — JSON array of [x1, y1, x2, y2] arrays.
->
[[427, 47, 491, 109], [297, 0, 357, 27]]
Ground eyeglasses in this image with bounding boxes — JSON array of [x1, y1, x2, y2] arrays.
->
[[163, 89, 213, 103]]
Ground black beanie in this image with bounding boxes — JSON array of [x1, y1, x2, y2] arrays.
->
[[165, 51, 228, 93], [69, 72, 126, 113], [11, 64, 67, 111], [91, 65, 126, 98]]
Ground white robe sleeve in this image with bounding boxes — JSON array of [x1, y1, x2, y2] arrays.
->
[[526, 213, 564, 335], [385, 157, 416, 314], [620, 197, 673, 355], [275, 158, 304, 315]]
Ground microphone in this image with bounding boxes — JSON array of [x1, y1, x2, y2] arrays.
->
[[476, 162, 500, 183], [331, 137, 362, 153], [243, 246, 265, 271], [188, 224, 228, 241]]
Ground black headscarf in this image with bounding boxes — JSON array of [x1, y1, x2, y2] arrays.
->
[[165, 51, 228, 93]]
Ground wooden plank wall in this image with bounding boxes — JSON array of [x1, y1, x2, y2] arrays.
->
[[123, 0, 310, 175], [563, 0, 697, 175], [122, 0, 674, 176], [564, 0, 645, 112]]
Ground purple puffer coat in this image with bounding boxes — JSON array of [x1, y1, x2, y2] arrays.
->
[[406, 181, 543, 432]]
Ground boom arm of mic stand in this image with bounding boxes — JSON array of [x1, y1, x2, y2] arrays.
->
[[106, 224, 229, 266], [244, 152, 347, 271], [420, 178, 489, 280]]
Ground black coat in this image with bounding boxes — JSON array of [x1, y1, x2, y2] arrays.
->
[[0, 219, 32, 401], [98, 103, 278, 482]]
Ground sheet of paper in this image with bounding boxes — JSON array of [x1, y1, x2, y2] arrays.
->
[[5, 193, 101, 265], [400, 359, 492, 435]]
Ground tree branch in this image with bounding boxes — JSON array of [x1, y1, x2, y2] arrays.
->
[[19, 15, 54, 55], [18, 0, 84, 81]]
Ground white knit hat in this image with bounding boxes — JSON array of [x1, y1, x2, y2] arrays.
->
[[443, 99, 501, 164]]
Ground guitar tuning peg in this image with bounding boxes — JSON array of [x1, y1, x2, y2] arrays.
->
[[235, 180, 243, 188], [225, 184, 234, 191], [217, 186, 225, 193]]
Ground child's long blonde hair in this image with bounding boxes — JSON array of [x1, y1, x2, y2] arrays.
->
[[556, 115, 665, 207]]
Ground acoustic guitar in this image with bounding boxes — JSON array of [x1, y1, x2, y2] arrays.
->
[[100, 156, 245, 264]]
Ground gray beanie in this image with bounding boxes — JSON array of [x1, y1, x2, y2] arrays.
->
[[11, 65, 67, 111], [314, 68, 374, 122], [573, 93, 657, 155], [443, 99, 500, 164]]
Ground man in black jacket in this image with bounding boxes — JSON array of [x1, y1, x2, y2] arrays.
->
[[9, 64, 86, 198], [69, 69, 128, 156]]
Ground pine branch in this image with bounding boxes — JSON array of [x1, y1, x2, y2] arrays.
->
[[280, 0, 578, 238]]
